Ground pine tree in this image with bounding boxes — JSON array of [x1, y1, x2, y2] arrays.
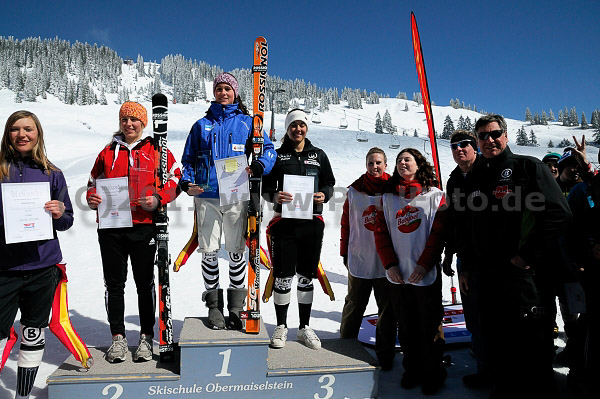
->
[[581, 111, 588, 129], [457, 115, 465, 130], [375, 112, 384, 134], [464, 116, 473, 132], [136, 54, 145, 76], [383, 110, 393, 133], [414, 130, 418, 137], [412, 92, 422, 105], [591, 110, 600, 130], [570, 107, 579, 127], [533, 113, 541, 125], [548, 109, 555, 121], [529, 130, 538, 146], [558, 138, 573, 148], [525, 107, 532, 122], [99, 88, 107, 105], [515, 127, 529, 146], [404, 103, 408, 112], [541, 111, 548, 125], [593, 110, 600, 143], [563, 106, 570, 126], [441, 115, 455, 139], [558, 109, 563, 123], [548, 140, 554, 148]]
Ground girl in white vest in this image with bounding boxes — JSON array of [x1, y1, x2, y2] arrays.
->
[[339, 147, 397, 370], [374, 148, 447, 395]]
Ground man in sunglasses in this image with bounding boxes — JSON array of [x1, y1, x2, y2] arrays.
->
[[458, 114, 570, 399], [443, 130, 490, 389]]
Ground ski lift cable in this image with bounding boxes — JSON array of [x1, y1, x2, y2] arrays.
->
[[326, 106, 378, 124]]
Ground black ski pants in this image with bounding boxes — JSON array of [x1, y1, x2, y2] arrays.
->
[[476, 263, 558, 399], [0, 266, 59, 339], [388, 270, 444, 379], [98, 224, 156, 337]]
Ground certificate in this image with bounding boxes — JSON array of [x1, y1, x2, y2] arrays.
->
[[282, 175, 314, 220], [215, 155, 250, 206], [96, 177, 133, 229], [2, 182, 53, 244]]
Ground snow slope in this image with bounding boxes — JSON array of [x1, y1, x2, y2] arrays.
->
[[0, 89, 583, 398]]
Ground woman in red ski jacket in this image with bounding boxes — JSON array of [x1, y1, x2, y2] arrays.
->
[[86, 102, 181, 364]]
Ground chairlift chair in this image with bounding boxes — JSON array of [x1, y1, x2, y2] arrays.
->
[[389, 134, 400, 149], [356, 131, 368, 142], [311, 112, 321, 124], [339, 110, 348, 129], [424, 139, 431, 156]]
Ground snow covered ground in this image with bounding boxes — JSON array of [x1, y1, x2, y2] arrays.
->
[[0, 89, 587, 398]]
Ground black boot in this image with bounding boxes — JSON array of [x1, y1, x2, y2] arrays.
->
[[202, 289, 226, 329], [227, 288, 247, 330]]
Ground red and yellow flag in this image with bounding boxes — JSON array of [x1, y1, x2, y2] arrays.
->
[[49, 263, 93, 369]]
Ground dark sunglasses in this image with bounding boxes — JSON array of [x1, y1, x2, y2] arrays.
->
[[477, 129, 504, 140], [451, 140, 473, 150]]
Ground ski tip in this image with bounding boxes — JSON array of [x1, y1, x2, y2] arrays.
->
[[152, 93, 168, 106]]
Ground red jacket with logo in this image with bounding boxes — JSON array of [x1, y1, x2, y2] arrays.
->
[[86, 136, 181, 225]]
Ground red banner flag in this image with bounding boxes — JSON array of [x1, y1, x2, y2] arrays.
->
[[411, 12, 442, 189]]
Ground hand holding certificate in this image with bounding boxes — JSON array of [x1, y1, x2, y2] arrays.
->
[[215, 155, 250, 206], [281, 174, 315, 219], [96, 177, 133, 229], [2, 182, 54, 244]]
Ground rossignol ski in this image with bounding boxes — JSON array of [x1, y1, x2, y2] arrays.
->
[[152, 93, 175, 361], [242, 36, 268, 334]]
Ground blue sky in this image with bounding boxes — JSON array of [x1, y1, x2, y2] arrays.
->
[[1, 0, 599, 121]]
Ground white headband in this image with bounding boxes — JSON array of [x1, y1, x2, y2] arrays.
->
[[284, 110, 309, 132]]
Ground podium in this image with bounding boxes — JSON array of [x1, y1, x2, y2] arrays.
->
[[47, 317, 379, 398]]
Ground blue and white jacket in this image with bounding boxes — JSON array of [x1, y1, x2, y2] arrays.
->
[[181, 102, 276, 199]]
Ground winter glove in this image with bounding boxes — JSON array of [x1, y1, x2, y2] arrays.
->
[[249, 161, 264, 177], [442, 253, 455, 277], [180, 180, 191, 193], [342, 255, 348, 268]]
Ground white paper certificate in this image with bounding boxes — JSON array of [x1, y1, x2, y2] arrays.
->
[[96, 177, 133, 229], [282, 175, 314, 220], [2, 182, 53, 244], [215, 155, 250, 206]]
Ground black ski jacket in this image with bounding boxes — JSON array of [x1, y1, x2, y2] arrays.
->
[[461, 147, 571, 272], [445, 155, 480, 257], [262, 137, 335, 215]]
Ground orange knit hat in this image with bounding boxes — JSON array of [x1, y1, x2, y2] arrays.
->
[[119, 102, 148, 127]]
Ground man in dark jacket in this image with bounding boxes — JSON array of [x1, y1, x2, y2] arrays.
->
[[461, 114, 571, 399], [443, 130, 488, 388]]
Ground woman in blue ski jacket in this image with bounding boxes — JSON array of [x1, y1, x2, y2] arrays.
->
[[180, 72, 276, 330], [0, 110, 74, 398]]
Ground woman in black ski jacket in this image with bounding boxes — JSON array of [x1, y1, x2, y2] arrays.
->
[[262, 109, 335, 351]]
